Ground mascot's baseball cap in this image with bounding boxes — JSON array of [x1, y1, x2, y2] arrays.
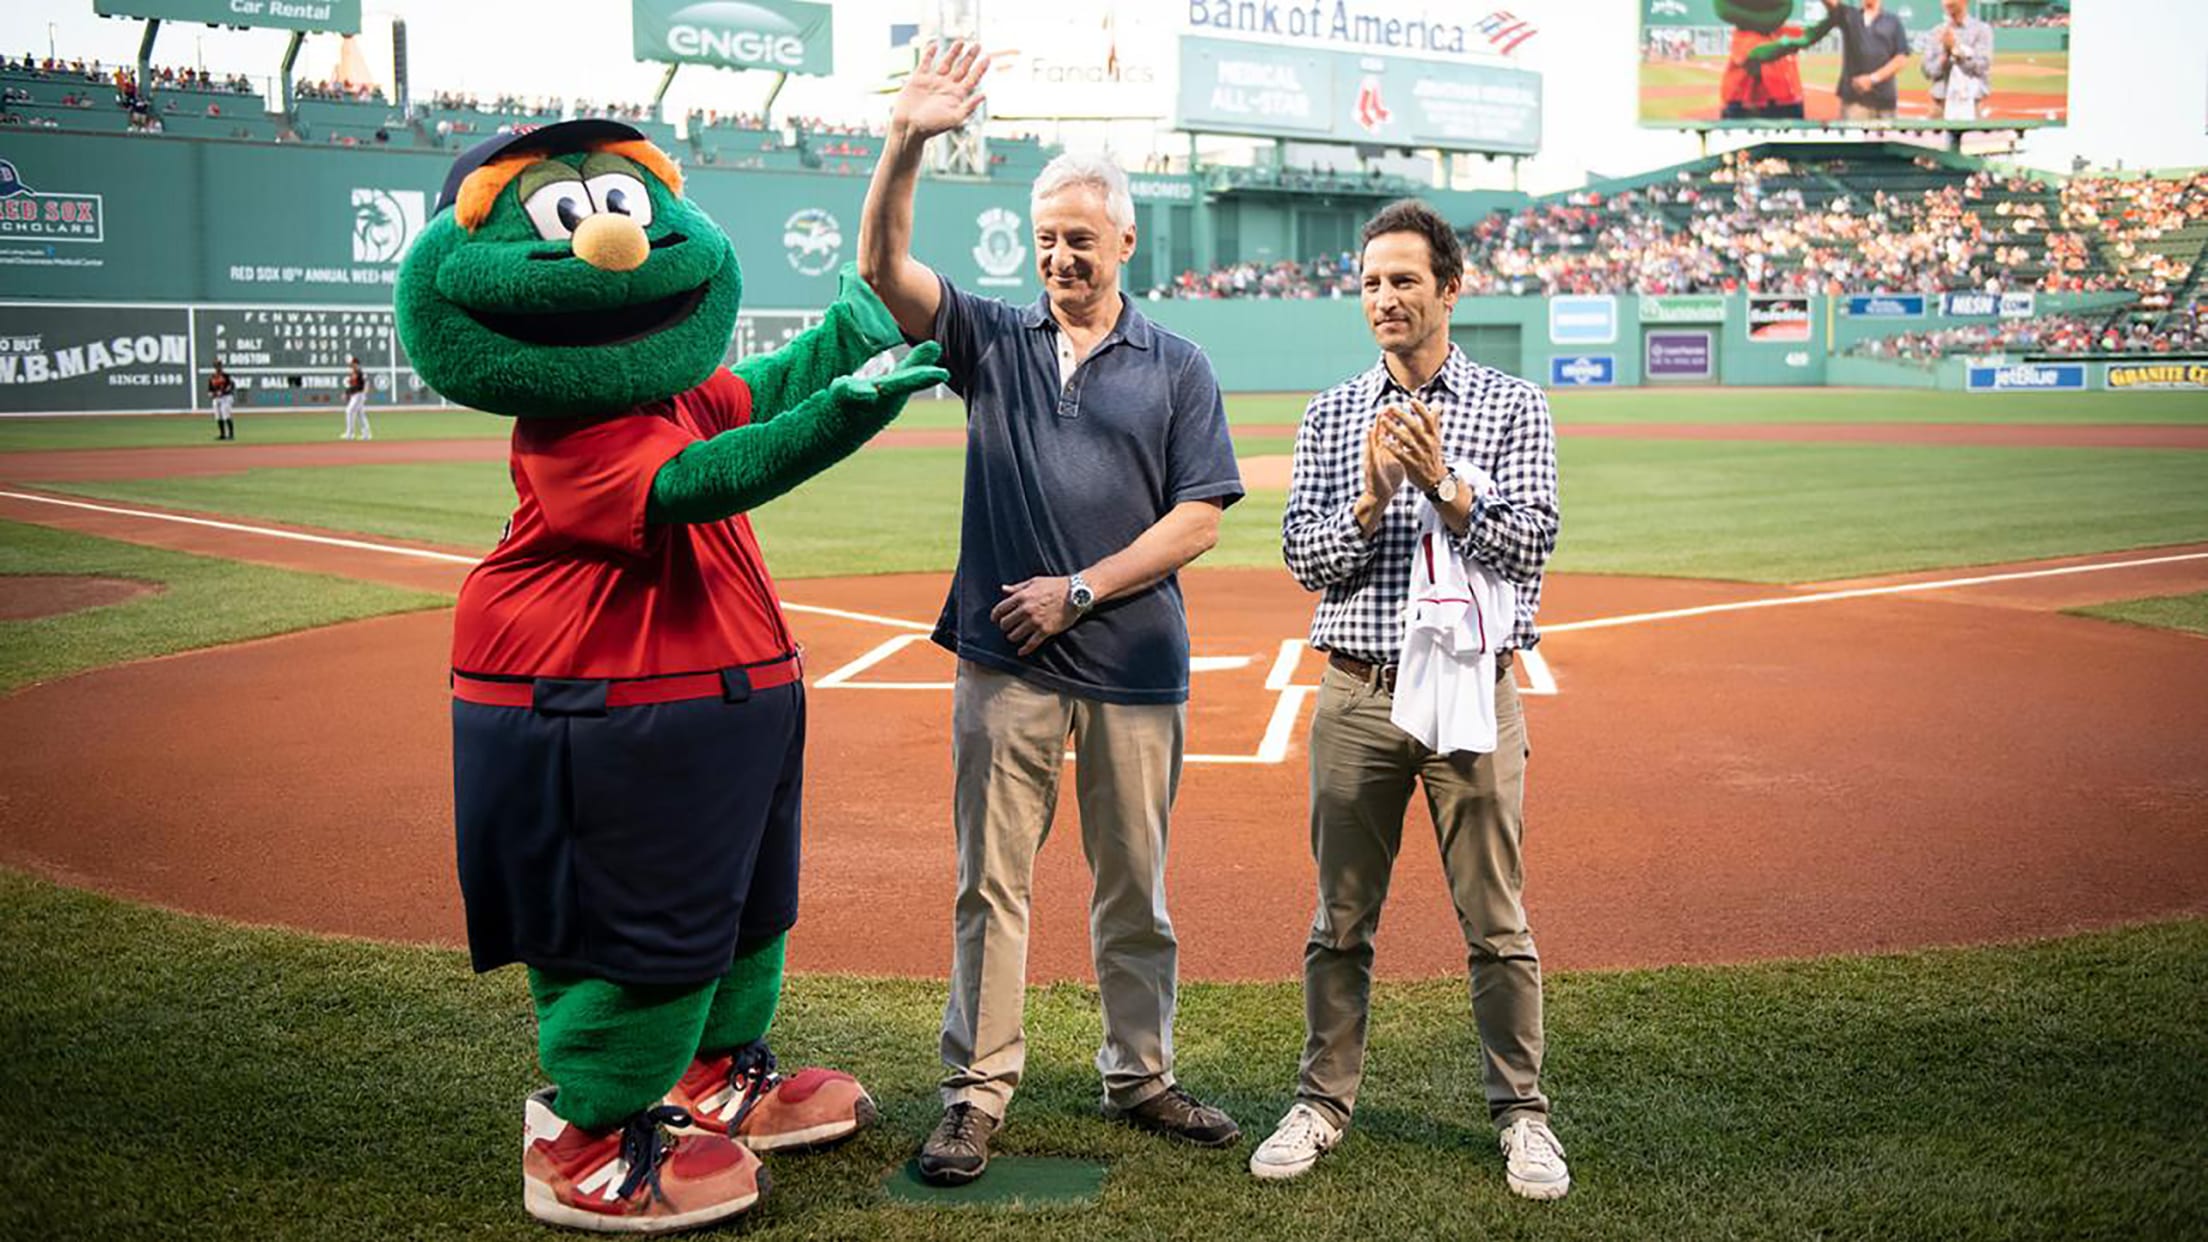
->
[[432, 118, 647, 217]]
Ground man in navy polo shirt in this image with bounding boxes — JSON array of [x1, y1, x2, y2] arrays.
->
[[857, 40, 1246, 1184]]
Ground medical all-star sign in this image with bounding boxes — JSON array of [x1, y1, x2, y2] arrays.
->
[[633, 0, 835, 76]]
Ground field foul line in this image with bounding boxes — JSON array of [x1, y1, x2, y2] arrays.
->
[[0, 490, 926, 631], [1541, 550, 2208, 634]]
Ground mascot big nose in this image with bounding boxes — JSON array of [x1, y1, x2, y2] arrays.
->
[[571, 213, 649, 271], [393, 117, 948, 1234]]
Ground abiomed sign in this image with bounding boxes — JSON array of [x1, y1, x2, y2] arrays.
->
[[634, 0, 834, 76]]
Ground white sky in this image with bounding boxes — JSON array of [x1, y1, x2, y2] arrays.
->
[[6, 0, 2203, 191]]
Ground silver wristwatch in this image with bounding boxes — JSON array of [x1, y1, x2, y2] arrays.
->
[[1067, 572, 1096, 615], [1427, 470, 1461, 504]]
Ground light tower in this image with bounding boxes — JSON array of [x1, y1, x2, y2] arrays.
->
[[924, 0, 989, 177]]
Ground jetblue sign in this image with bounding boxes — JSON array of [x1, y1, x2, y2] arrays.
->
[[1548, 355, 1615, 387], [1965, 362, 2087, 393], [1846, 294, 1927, 318]]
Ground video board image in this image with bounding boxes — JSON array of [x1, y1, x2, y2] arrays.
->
[[1639, 0, 2070, 127]]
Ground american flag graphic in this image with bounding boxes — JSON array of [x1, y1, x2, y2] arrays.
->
[[1476, 10, 1540, 56]]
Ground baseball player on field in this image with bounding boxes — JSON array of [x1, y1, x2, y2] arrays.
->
[[341, 356, 372, 440]]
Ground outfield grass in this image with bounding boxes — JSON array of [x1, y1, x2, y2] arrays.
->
[[7, 391, 2203, 454], [1543, 440, 2208, 582], [47, 441, 2208, 586], [0, 521, 449, 693], [2071, 589, 2208, 638], [0, 408, 511, 452], [1540, 389, 2208, 426], [2, 869, 2199, 1240]]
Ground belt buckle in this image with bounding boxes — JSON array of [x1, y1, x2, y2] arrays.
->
[[1377, 664, 1398, 695]]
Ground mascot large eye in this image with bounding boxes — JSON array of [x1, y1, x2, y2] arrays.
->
[[523, 180, 595, 241], [586, 172, 653, 228]]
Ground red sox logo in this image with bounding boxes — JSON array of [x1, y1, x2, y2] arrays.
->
[[1353, 76, 1391, 133]]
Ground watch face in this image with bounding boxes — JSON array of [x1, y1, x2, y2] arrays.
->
[[1435, 474, 1459, 502], [1070, 581, 1094, 608]]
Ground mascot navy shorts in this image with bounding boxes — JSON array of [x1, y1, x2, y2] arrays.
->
[[452, 678, 805, 986]]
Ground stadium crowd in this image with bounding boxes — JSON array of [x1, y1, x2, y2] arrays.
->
[[292, 78, 385, 104], [1848, 309, 2201, 363]]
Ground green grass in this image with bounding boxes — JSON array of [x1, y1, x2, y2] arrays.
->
[[45, 440, 2208, 585], [2070, 589, 2208, 638], [2, 868, 2200, 1240], [0, 408, 511, 452], [1542, 441, 2208, 582], [1541, 389, 2208, 426], [0, 521, 449, 693]]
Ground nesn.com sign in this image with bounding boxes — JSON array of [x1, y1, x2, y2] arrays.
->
[[1548, 355, 1615, 386], [1965, 362, 2086, 393]]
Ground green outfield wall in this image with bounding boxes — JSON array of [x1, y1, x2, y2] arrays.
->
[[0, 132, 2157, 412]]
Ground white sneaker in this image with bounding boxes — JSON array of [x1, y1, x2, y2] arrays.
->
[[1499, 1116, 1570, 1200], [1249, 1102, 1342, 1181]]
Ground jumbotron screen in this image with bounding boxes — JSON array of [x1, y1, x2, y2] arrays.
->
[[1637, 0, 2070, 128]]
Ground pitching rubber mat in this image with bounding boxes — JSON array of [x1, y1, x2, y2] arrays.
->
[[884, 1157, 1107, 1208]]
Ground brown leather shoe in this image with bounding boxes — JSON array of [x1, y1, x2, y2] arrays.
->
[[917, 1102, 1000, 1185], [1102, 1085, 1242, 1147]]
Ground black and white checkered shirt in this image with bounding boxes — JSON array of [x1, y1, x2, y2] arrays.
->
[[1282, 345, 1559, 661]]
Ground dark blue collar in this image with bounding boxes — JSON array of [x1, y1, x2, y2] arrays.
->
[[1022, 292, 1154, 351]]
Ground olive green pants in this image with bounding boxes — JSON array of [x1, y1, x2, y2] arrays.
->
[[1296, 661, 1550, 1132]]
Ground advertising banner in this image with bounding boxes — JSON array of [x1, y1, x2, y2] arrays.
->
[[1547, 355, 1616, 387], [1845, 293, 1926, 318], [1636, 0, 2071, 129], [1175, 35, 1541, 154], [94, 0, 360, 34], [1548, 295, 1617, 345], [1645, 329, 1713, 380], [1965, 362, 2088, 393], [1941, 291, 2039, 319], [1637, 293, 1727, 324], [984, 12, 1173, 119], [633, 0, 834, 76], [2105, 362, 2208, 391], [0, 303, 193, 414], [1746, 294, 1810, 342]]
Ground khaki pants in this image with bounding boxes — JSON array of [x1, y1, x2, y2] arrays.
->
[[939, 661, 1185, 1117], [1841, 101, 1897, 122], [1297, 660, 1550, 1131]]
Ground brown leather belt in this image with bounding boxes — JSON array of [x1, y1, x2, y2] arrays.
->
[[1328, 648, 1513, 695]]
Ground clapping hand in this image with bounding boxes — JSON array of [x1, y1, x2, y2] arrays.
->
[[1362, 411, 1408, 502], [1377, 398, 1446, 494]]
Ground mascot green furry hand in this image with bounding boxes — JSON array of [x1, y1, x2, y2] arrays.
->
[[395, 119, 944, 1234]]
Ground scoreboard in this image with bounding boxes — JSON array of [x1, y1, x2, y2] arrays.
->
[[193, 306, 409, 409]]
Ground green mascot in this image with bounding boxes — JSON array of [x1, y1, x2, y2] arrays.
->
[[1723, 0, 1825, 120], [395, 118, 945, 1233]]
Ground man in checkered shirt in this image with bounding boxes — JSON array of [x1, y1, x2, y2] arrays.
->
[[1250, 200, 1568, 1202]]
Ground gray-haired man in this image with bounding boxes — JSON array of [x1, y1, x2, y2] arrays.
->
[[858, 40, 1246, 1185]]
